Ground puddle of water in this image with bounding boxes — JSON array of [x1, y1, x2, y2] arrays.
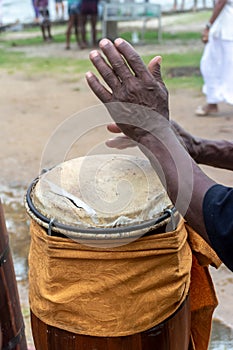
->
[[210, 320, 233, 349], [1, 184, 233, 348], [1, 184, 30, 282]]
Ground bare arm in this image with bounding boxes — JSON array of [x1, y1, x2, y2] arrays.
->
[[106, 121, 233, 171], [196, 139, 233, 169], [208, 0, 227, 25], [171, 121, 233, 170], [202, 0, 227, 43], [86, 38, 216, 244]]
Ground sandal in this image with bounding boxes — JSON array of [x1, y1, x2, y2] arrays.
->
[[195, 105, 218, 116]]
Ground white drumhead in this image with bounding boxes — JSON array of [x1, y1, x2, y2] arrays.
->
[[31, 154, 172, 229]]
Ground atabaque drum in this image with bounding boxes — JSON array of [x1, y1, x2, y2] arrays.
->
[[25, 154, 192, 350]]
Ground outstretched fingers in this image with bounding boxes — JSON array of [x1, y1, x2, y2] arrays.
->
[[90, 38, 152, 83], [114, 38, 148, 78], [106, 123, 137, 149], [106, 135, 137, 150], [86, 71, 112, 103], [89, 49, 120, 91], [114, 38, 166, 89], [99, 38, 134, 81], [148, 56, 165, 86], [148, 56, 162, 79]]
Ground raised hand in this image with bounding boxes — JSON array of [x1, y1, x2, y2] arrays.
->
[[86, 38, 169, 143]]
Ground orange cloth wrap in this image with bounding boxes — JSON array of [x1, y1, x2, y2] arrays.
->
[[29, 219, 192, 337], [186, 224, 221, 350]]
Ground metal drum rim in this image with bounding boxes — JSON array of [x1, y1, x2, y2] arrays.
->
[[25, 177, 178, 240]]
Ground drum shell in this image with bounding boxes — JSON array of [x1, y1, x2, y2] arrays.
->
[[31, 295, 191, 350]]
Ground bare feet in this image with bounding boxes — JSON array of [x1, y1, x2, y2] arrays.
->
[[79, 41, 88, 50]]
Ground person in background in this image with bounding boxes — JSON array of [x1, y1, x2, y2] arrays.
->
[[86, 37, 233, 272], [79, 0, 99, 49], [173, 0, 214, 11], [66, 0, 81, 50], [173, 0, 185, 10], [196, 0, 233, 115], [35, 0, 53, 41], [32, 0, 39, 22], [55, 0, 65, 20]]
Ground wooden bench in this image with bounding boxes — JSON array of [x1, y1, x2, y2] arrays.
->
[[101, 2, 162, 42]]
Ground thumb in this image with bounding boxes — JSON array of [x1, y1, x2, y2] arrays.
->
[[148, 56, 163, 84], [107, 123, 122, 134]]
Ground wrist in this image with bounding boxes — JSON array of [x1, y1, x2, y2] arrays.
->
[[190, 137, 202, 163], [138, 123, 173, 150], [205, 21, 212, 29]]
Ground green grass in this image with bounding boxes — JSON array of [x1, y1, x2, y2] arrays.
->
[[0, 41, 92, 82], [2, 35, 48, 47], [116, 30, 204, 89], [120, 30, 201, 43], [0, 26, 203, 88], [142, 50, 203, 89], [1, 32, 70, 48], [0, 25, 87, 48], [0, 46, 93, 76], [143, 50, 202, 68], [165, 75, 203, 90]]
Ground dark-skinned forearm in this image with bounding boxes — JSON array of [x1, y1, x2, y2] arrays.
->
[[208, 0, 227, 25], [194, 139, 233, 170], [138, 129, 216, 245]]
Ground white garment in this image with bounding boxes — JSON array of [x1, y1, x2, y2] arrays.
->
[[210, 0, 233, 40], [201, 36, 233, 104]]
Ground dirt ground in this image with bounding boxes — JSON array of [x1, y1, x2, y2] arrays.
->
[[1, 59, 232, 187], [1, 27, 233, 346]]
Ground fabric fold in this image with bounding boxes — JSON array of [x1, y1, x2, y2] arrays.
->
[[29, 219, 220, 349], [29, 219, 191, 337], [186, 223, 221, 350]]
